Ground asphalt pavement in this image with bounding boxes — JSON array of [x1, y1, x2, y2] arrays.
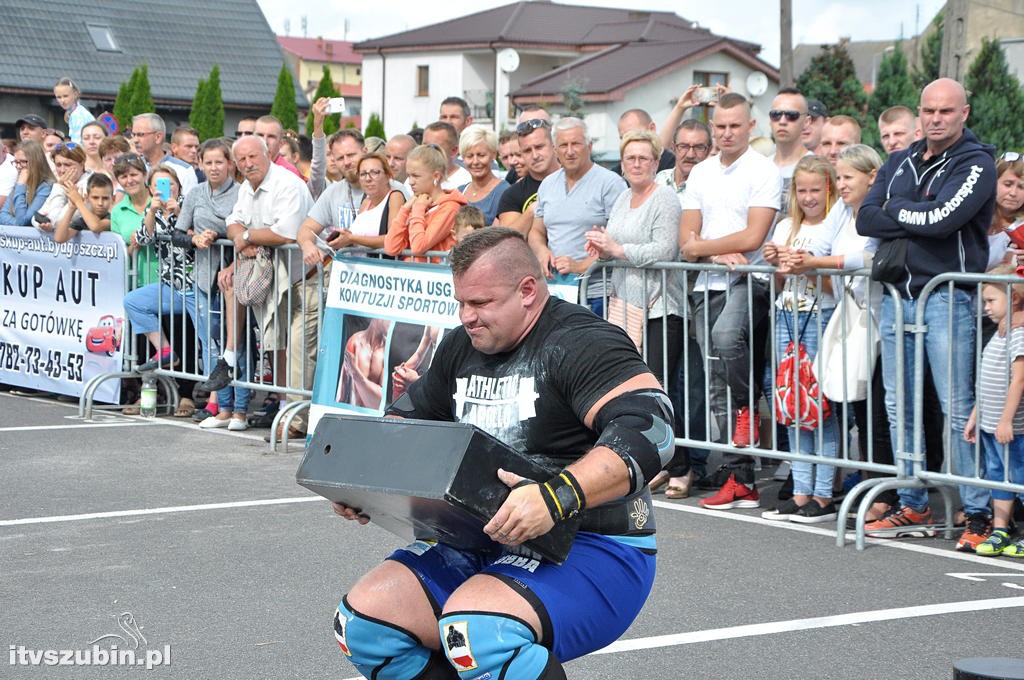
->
[[3, 391, 1023, 679]]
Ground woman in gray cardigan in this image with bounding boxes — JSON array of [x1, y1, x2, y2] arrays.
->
[[585, 129, 690, 496]]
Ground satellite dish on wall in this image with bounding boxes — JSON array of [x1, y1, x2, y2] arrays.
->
[[497, 48, 520, 74], [746, 71, 769, 97]]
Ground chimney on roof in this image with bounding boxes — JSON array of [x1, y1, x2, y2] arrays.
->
[[326, 42, 334, 56], [317, 36, 324, 51]]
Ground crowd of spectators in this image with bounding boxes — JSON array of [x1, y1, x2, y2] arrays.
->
[[3, 74, 1024, 556]]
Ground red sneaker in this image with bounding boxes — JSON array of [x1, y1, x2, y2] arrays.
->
[[732, 406, 760, 448], [699, 474, 760, 509], [864, 506, 936, 538], [955, 514, 992, 552]]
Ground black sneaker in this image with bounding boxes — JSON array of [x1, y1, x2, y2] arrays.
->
[[790, 501, 838, 524], [776, 472, 794, 501], [197, 358, 232, 392], [695, 465, 731, 490], [761, 498, 806, 521]]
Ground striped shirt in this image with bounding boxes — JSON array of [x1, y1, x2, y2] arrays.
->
[[978, 325, 1024, 433]]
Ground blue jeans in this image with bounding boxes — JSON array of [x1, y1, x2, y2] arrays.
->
[[981, 431, 1024, 503], [125, 282, 214, 372], [879, 289, 989, 514], [197, 289, 252, 415], [775, 307, 840, 498]]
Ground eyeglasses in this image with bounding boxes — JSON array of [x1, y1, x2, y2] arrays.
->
[[54, 142, 78, 151], [768, 109, 805, 122], [13, 159, 28, 168], [622, 155, 656, 165], [127, 130, 155, 139], [358, 169, 385, 180], [1001, 151, 1022, 163], [235, 130, 255, 137], [674, 143, 709, 154], [516, 118, 551, 135]]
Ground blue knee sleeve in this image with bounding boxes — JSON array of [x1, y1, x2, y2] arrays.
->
[[438, 611, 550, 679], [334, 596, 432, 679]]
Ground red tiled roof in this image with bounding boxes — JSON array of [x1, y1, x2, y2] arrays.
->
[[277, 36, 361, 64]]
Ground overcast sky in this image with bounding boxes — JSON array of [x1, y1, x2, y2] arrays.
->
[[257, 0, 948, 68]]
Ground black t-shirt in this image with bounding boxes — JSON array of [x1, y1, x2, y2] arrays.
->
[[388, 297, 649, 471], [496, 173, 544, 217]]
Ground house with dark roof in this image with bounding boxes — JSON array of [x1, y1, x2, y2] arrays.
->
[[277, 35, 363, 121], [0, 0, 305, 139], [354, 0, 779, 153]]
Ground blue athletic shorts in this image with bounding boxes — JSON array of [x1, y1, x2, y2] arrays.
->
[[386, 531, 656, 662]]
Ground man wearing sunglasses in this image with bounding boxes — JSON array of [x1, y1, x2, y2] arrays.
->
[[768, 88, 811, 218], [858, 77, 997, 544], [496, 116, 559, 235]]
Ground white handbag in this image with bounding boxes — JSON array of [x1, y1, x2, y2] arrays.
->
[[815, 288, 879, 402]]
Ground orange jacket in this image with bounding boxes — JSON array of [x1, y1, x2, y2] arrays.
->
[[384, 189, 467, 259]]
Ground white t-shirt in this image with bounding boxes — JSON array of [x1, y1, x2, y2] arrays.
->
[[442, 165, 472, 191], [770, 216, 838, 311], [682, 147, 782, 290]]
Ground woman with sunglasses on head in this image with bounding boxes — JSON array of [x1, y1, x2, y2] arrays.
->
[[0, 141, 54, 226], [80, 121, 108, 176], [32, 143, 91, 232], [110, 153, 159, 287], [989, 152, 1024, 270]]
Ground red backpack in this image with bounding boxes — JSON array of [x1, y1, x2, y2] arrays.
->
[[774, 313, 831, 430]]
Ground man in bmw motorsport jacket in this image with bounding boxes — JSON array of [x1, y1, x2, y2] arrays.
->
[[857, 78, 996, 545]]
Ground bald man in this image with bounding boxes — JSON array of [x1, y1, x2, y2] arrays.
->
[[858, 78, 997, 547], [615, 108, 675, 177]]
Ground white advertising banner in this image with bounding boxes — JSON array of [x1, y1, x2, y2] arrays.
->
[[0, 227, 126, 402]]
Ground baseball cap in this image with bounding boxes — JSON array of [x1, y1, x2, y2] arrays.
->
[[16, 114, 47, 129], [806, 100, 829, 119]]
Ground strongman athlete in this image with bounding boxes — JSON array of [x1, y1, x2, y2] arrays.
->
[[331, 228, 674, 679]]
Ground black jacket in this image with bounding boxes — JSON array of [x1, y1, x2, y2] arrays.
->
[[857, 127, 995, 298]]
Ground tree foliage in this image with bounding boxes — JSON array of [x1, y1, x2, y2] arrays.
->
[[112, 78, 133, 133], [307, 66, 341, 136], [965, 37, 1024, 151], [870, 43, 917, 118], [796, 43, 869, 130], [206, 65, 225, 140], [914, 12, 944, 89], [364, 113, 386, 140], [188, 65, 226, 141], [271, 63, 299, 133], [130, 63, 155, 117]]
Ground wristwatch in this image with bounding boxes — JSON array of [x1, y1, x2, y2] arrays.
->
[[242, 230, 251, 243]]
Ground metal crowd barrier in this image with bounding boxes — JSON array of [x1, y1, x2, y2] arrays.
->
[[74, 237, 1024, 528], [586, 261, 1024, 549]]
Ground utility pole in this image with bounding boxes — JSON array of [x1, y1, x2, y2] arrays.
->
[[780, 0, 794, 86], [941, 0, 967, 80]]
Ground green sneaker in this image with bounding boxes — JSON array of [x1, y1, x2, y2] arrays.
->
[[976, 529, 1013, 556], [1003, 538, 1024, 558]]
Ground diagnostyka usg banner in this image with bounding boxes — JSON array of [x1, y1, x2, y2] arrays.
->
[[0, 228, 126, 402], [307, 256, 581, 434]]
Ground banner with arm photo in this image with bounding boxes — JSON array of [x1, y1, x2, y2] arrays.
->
[[0, 227, 126, 402]]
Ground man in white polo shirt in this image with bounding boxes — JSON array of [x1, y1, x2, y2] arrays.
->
[[679, 92, 782, 510]]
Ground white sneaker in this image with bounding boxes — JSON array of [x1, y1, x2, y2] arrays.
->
[[199, 416, 230, 429], [228, 417, 249, 431]]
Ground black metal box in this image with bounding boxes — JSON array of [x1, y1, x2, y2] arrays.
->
[[297, 414, 580, 564]]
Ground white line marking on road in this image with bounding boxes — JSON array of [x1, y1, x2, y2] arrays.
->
[[0, 497, 321, 527], [0, 422, 151, 433], [947, 572, 1024, 581], [1003, 583, 1024, 590], [596, 596, 1024, 654], [654, 501, 1024, 572]]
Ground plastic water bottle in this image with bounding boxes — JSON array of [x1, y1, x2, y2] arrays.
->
[[140, 375, 157, 418]]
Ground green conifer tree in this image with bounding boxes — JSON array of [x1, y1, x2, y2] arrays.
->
[[307, 66, 341, 136], [796, 43, 871, 145], [964, 37, 1024, 151], [914, 13, 944, 89], [206, 64, 225, 139], [112, 75, 134, 133], [189, 76, 210, 138], [270, 63, 299, 133], [131, 63, 155, 116], [364, 113, 386, 140]]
